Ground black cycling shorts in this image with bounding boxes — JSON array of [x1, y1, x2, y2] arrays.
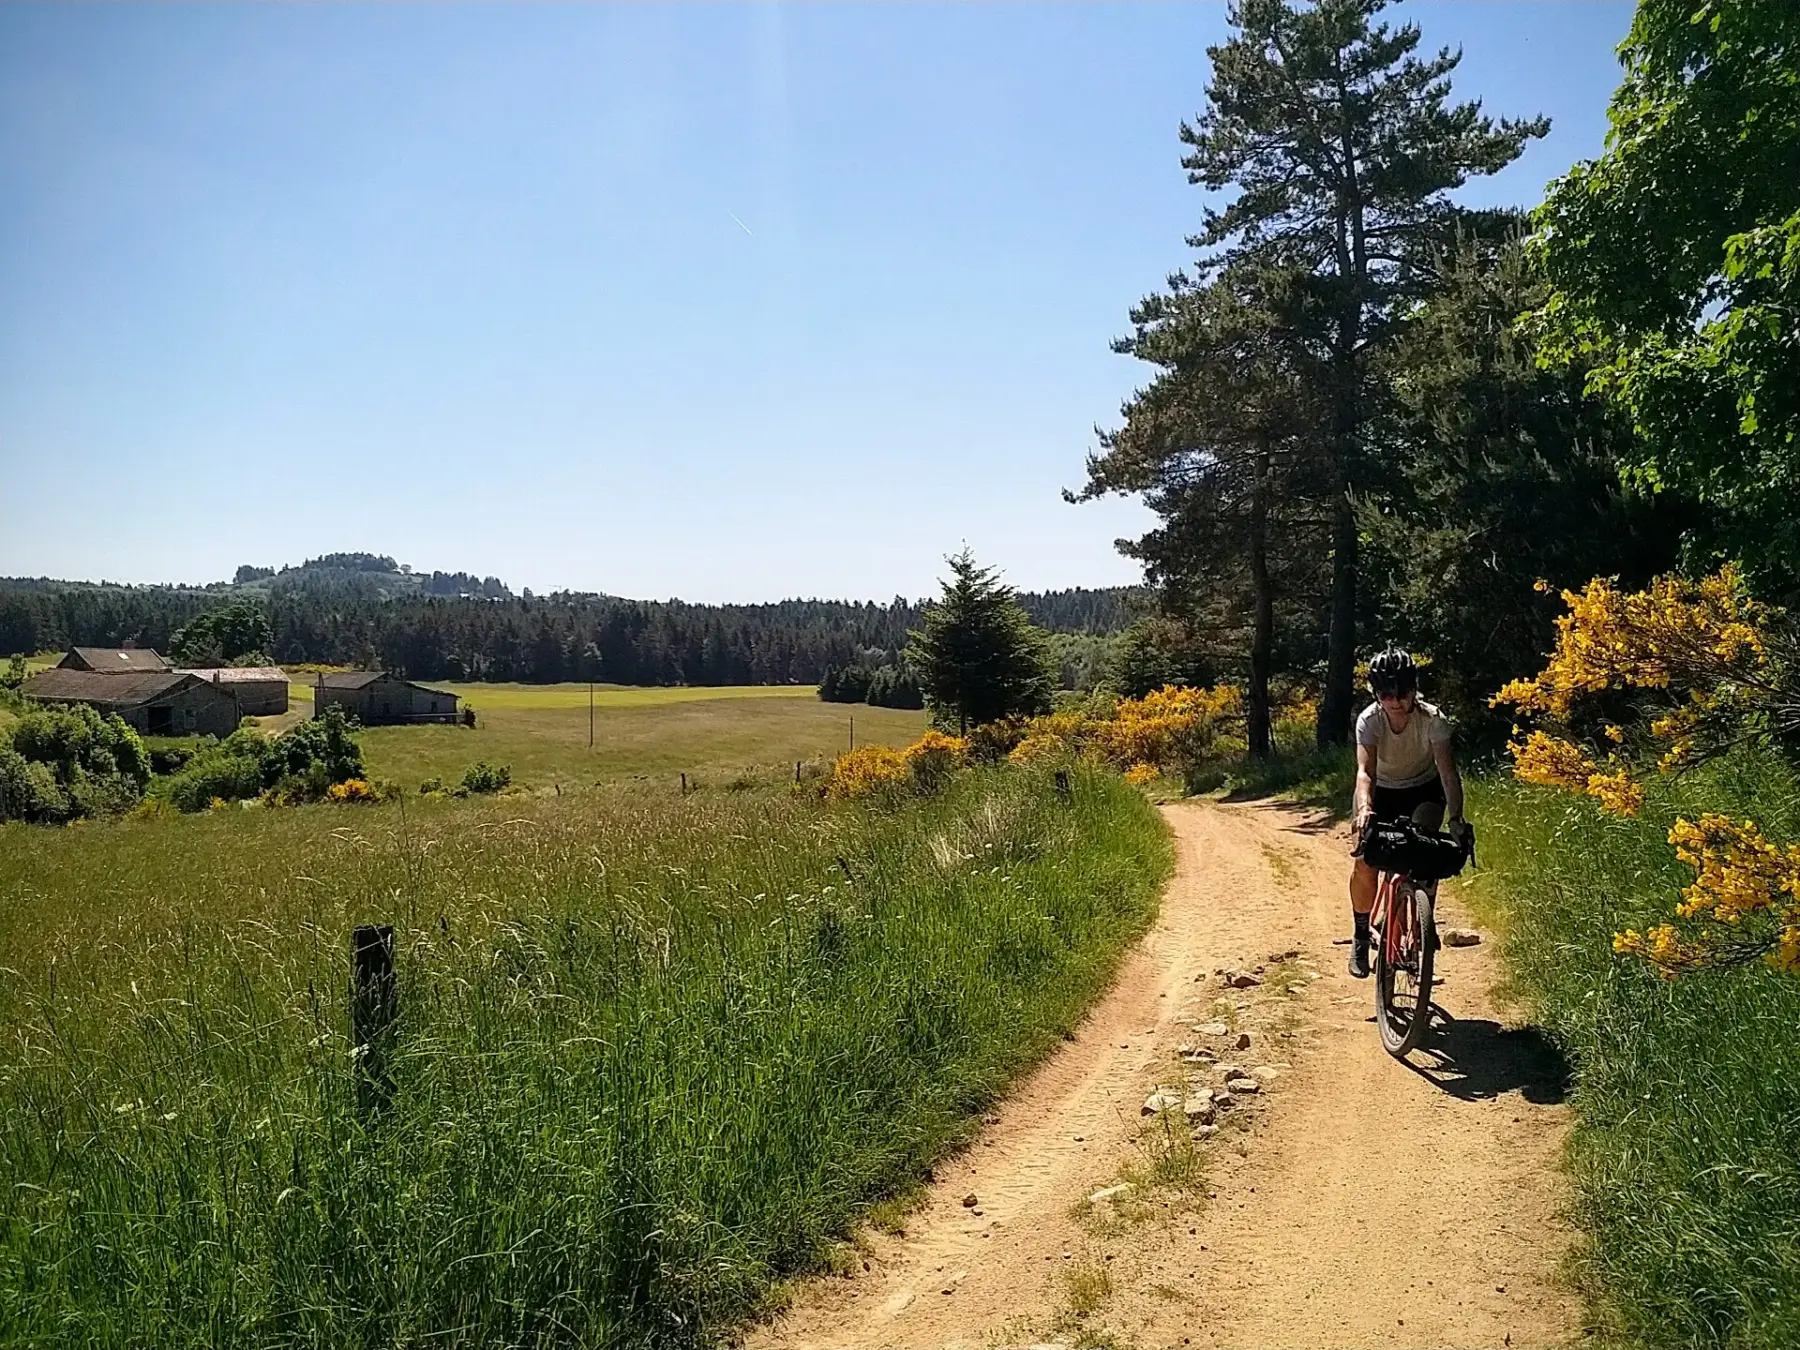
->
[[1372, 776, 1446, 822]]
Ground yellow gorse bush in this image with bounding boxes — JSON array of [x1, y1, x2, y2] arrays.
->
[[825, 732, 971, 801], [1614, 814, 1800, 975], [1005, 684, 1246, 774], [1500, 566, 1800, 976], [1494, 566, 1768, 719], [326, 778, 380, 805], [824, 745, 912, 800], [1509, 731, 1646, 817]]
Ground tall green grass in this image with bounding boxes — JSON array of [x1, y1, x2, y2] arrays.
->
[[0, 766, 1170, 1347], [1464, 753, 1800, 1348]]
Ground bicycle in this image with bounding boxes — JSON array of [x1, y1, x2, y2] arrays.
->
[[1355, 817, 1474, 1058]]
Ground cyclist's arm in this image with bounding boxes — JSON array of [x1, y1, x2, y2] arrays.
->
[[1353, 742, 1377, 832], [1434, 736, 1465, 827]]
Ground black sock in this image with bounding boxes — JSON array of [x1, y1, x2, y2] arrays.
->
[[1352, 911, 1371, 943]]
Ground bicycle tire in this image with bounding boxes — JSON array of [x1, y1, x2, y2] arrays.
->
[[1375, 878, 1435, 1057]]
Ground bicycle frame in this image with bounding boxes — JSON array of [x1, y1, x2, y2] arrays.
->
[[1369, 859, 1434, 1057]]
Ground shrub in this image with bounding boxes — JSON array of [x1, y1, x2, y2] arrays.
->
[[146, 745, 195, 776], [460, 761, 511, 794], [325, 778, 380, 805], [161, 751, 266, 814], [262, 706, 364, 786], [824, 745, 911, 800], [902, 730, 969, 793], [0, 748, 73, 825], [419, 777, 444, 795], [0, 706, 147, 822]]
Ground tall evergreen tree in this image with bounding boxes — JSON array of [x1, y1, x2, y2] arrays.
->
[[1179, 0, 1548, 744], [1364, 230, 1689, 745], [1079, 260, 1330, 755], [907, 551, 1057, 733]]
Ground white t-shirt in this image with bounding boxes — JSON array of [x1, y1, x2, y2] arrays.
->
[[1355, 699, 1451, 789]]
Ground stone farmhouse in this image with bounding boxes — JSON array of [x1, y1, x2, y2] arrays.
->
[[170, 665, 289, 716], [313, 671, 459, 725], [22, 668, 241, 738]]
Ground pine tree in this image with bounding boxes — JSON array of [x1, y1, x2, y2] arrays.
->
[[1179, 0, 1548, 744], [1080, 260, 1330, 755], [907, 551, 1057, 733]]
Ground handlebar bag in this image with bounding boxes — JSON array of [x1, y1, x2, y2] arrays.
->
[[1359, 817, 1473, 882]]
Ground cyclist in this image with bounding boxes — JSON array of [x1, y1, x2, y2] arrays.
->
[[1346, 648, 1467, 979]]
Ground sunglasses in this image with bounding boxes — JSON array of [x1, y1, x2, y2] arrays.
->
[[1376, 690, 1413, 703]]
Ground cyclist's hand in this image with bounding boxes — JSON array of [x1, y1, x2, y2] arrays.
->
[[1352, 805, 1373, 839], [1448, 816, 1469, 844]]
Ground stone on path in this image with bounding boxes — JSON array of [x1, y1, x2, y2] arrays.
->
[[1143, 1090, 1185, 1115], [961, 1193, 978, 1208], [1225, 1075, 1261, 1094], [1444, 928, 1483, 947]]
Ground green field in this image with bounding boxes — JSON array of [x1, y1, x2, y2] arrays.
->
[[0, 765, 1170, 1346], [285, 683, 929, 791]]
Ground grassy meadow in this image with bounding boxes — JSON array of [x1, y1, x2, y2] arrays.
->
[[274, 682, 927, 791], [0, 764, 1171, 1347], [1463, 755, 1800, 1349]]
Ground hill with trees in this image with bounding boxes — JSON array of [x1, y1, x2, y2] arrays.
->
[[0, 558, 1141, 687]]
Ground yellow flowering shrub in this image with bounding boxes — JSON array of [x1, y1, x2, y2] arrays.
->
[[1088, 685, 1243, 771], [999, 684, 1246, 776], [326, 778, 380, 804], [1495, 566, 1768, 721], [1508, 730, 1645, 817], [1614, 814, 1800, 976], [903, 730, 969, 792], [824, 746, 912, 800], [1123, 763, 1159, 786], [1499, 566, 1800, 975]]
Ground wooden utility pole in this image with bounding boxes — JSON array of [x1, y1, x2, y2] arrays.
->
[[588, 680, 594, 749], [849, 714, 855, 751]]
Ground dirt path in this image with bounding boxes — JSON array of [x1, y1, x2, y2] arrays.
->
[[747, 799, 1581, 1350]]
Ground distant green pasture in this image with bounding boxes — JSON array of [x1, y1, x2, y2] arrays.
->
[[282, 681, 924, 791]]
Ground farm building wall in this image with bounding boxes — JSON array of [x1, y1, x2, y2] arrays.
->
[[315, 676, 458, 725], [112, 682, 241, 738], [178, 670, 289, 717]]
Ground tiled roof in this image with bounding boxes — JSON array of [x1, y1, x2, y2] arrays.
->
[[63, 647, 170, 672], [174, 667, 289, 683], [23, 669, 196, 706], [316, 671, 387, 689]]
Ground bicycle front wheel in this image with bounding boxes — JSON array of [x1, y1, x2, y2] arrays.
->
[[1374, 880, 1435, 1057]]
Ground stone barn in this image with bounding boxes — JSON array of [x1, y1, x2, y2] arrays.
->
[[313, 672, 459, 725], [56, 647, 171, 673], [22, 669, 241, 738], [173, 665, 290, 717]]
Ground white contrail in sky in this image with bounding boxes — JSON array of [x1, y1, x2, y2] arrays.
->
[[728, 212, 754, 236]]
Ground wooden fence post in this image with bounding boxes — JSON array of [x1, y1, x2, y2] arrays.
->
[[680, 771, 688, 795], [351, 924, 396, 1114], [1054, 769, 1071, 799]]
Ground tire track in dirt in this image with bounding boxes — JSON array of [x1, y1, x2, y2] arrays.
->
[[745, 799, 1582, 1350]]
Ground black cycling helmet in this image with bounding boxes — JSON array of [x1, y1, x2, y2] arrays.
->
[[1367, 647, 1418, 696]]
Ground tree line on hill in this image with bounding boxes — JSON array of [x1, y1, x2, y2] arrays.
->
[[0, 572, 1140, 687], [1071, 0, 1796, 755]]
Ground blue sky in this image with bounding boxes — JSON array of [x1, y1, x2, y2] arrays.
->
[[0, 1, 1635, 602]]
